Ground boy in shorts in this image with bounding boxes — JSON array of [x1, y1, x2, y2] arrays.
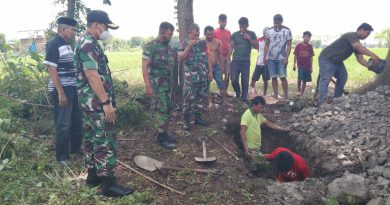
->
[[293, 31, 314, 96], [249, 27, 270, 97]]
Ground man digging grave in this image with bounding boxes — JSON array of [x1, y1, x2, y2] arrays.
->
[[239, 96, 311, 182]]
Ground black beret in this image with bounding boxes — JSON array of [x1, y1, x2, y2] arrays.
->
[[57, 17, 77, 27]]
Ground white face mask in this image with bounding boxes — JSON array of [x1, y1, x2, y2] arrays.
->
[[98, 24, 111, 41]]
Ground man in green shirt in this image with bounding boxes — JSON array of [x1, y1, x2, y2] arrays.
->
[[74, 10, 133, 197], [318, 23, 381, 104], [240, 96, 290, 159], [142, 22, 177, 149], [228, 17, 257, 102]]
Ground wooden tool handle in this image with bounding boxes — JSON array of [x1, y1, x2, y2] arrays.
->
[[202, 140, 207, 158], [161, 166, 210, 174], [118, 160, 185, 195], [207, 136, 240, 160]]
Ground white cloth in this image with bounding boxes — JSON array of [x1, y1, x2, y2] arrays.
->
[[265, 27, 292, 61], [256, 37, 266, 65]]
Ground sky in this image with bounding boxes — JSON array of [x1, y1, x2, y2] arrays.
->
[[1, 0, 389, 42]]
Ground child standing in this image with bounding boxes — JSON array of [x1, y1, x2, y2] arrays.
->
[[293, 31, 314, 95]]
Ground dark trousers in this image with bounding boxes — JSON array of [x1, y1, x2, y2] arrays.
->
[[51, 86, 82, 161], [231, 60, 251, 100]]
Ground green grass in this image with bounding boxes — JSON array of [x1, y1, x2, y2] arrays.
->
[[106, 50, 143, 84], [105, 48, 388, 93]]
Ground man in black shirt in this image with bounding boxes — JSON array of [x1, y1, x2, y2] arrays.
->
[[44, 17, 82, 164], [318, 23, 380, 104]]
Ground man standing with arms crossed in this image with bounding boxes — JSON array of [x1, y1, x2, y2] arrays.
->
[[204, 26, 229, 107], [74, 10, 133, 197], [214, 14, 232, 91], [142, 22, 177, 149], [44, 17, 82, 164]]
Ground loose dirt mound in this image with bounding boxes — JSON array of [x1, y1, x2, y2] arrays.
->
[[290, 85, 390, 204]]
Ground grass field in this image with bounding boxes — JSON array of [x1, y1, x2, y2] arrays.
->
[[106, 48, 388, 93]]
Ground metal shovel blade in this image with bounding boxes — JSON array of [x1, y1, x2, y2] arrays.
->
[[195, 140, 216, 162], [135, 155, 212, 174], [134, 155, 164, 171], [195, 156, 217, 162]]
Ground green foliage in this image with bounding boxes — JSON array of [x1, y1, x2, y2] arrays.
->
[[0, 44, 49, 105], [249, 155, 274, 178], [0, 133, 154, 204], [49, 0, 112, 36], [0, 33, 6, 53], [326, 196, 339, 205], [130, 36, 145, 48], [116, 100, 150, 130], [375, 28, 390, 48]]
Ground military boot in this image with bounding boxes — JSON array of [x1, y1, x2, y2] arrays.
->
[[164, 132, 177, 144], [102, 176, 133, 197], [157, 132, 176, 149], [194, 113, 208, 126], [183, 114, 191, 130], [86, 168, 103, 187]]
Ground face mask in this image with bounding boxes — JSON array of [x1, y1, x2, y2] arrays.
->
[[98, 24, 111, 41]]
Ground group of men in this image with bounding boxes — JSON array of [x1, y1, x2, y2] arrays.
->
[[44, 8, 382, 196], [45, 11, 132, 197]]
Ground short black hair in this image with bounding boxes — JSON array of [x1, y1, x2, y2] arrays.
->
[[187, 23, 200, 33], [252, 96, 266, 107], [357, 23, 374, 32], [219, 14, 227, 21], [273, 14, 283, 22], [274, 151, 294, 172], [303, 31, 312, 36], [204, 26, 214, 34], [238, 17, 249, 26], [159, 22, 175, 33]]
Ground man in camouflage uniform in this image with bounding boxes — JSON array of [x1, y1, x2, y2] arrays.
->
[[142, 22, 177, 149], [178, 23, 212, 130], [74, 10, 133, 197]]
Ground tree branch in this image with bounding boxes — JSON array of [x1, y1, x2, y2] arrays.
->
[[0, 93, 53, 108]]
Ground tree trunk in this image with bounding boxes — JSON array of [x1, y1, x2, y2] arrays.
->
[[353, 47, 390, 94], [177, 0, 193, 44], [67, 0, 76, 19], [172, 0, 193, 106]]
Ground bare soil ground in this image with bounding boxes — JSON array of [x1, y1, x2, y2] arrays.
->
[[114, 93, 324, 205]]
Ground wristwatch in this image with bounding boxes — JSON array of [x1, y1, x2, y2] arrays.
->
[[100, 99, 111, 105]]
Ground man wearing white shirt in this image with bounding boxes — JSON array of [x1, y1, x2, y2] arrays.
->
[[249, 27, 270, 97], [264, 14, 292, 100]]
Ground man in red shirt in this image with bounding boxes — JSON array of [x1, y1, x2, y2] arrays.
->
[[214, 14, 231, 90], [262, 147, 310, 182]]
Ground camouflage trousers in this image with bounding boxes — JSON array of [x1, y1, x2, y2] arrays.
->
[[152, 85, 172, 133], [182, 80, 208, 115], [83, 111, 117, 177]]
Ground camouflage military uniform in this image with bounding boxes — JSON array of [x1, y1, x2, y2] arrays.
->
[[180, 40, 209, 115], [142, 39, 174, 133], [74, 33, 117, 177]]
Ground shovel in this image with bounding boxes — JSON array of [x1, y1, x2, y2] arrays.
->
[[134, 155, 210, 174], [195, 137, 217, 163]]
